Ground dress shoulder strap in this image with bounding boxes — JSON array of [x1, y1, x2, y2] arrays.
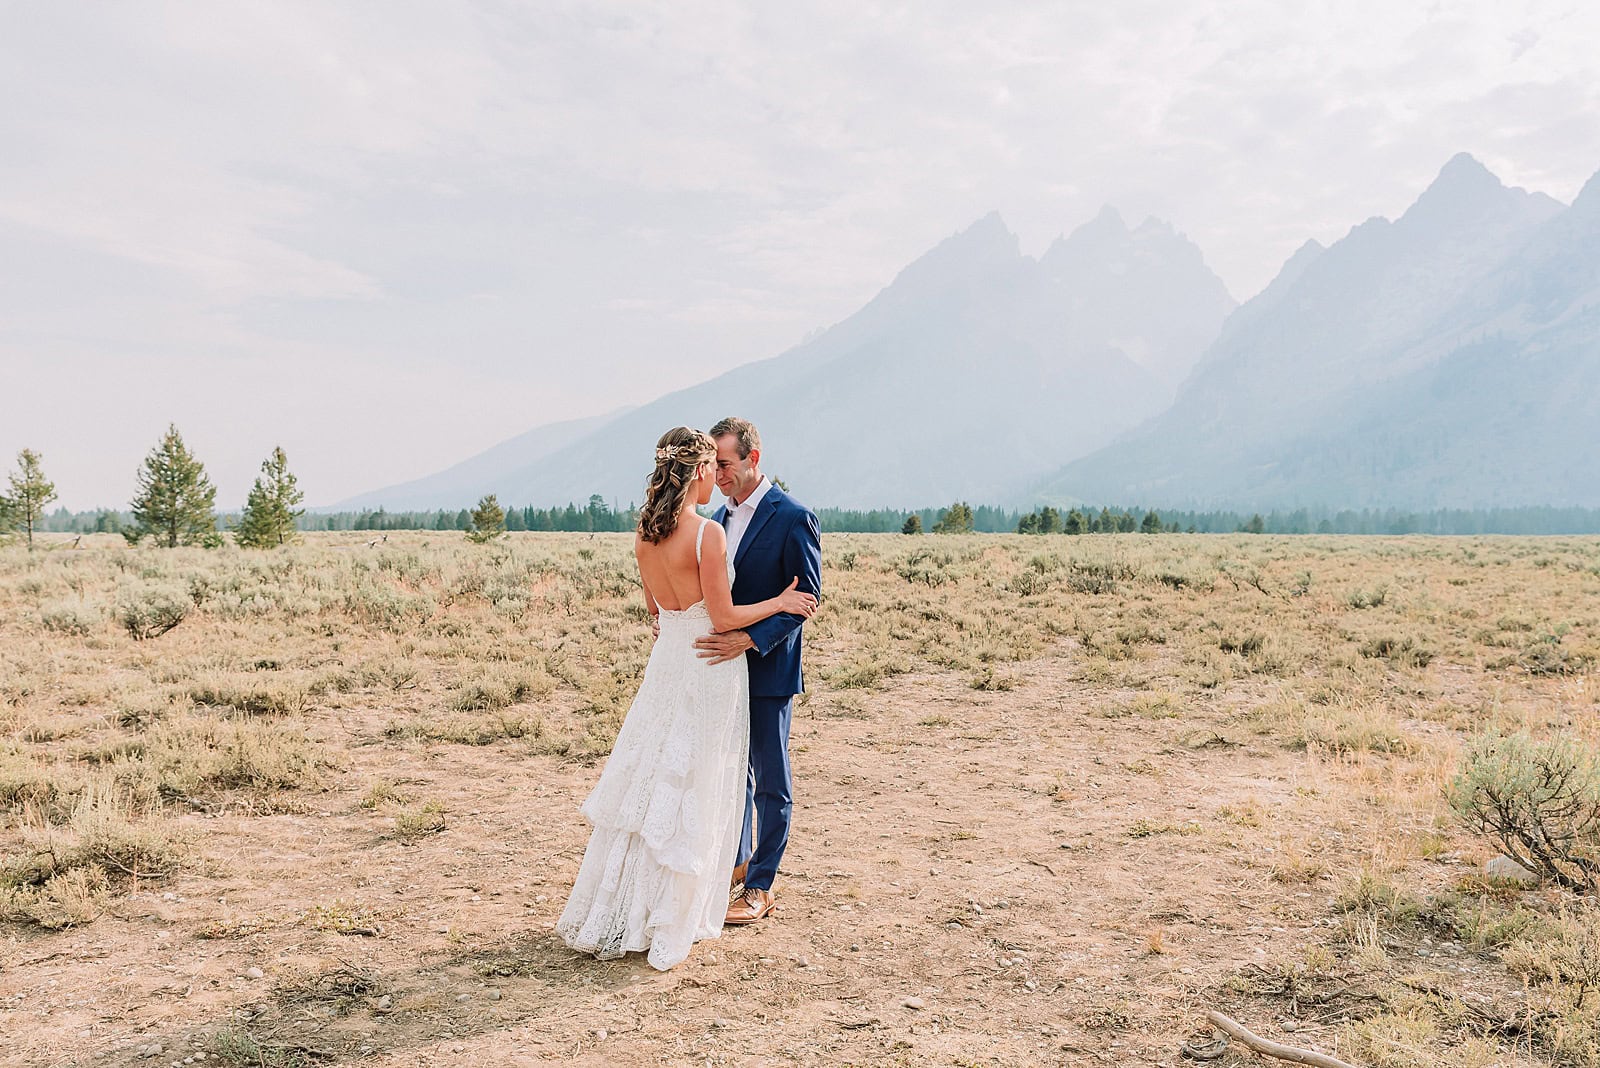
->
[[694, 516, 707, 563]]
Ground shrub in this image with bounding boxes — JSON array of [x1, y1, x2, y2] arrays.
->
[[1448, 731, 1600, 893], [341, 581, 435, 631], [1, 784, 183, 928], [0, 747, 61, 808], [1218, 632, 1265, 656], [1358, 635, 1433, 667], [62, 783, 184, 879], [1289, 705, 1413, 755], [395, 800, 446, 839], [116, 584, 189, 640], [143, 716, 322, 794], [1008, 569, 1050, 596], [447, 667, 549, 712], [969, 665, 1016, 691], [1346, 585, 1389, 609], [188, 680, 310, 717], [1516, 633, 1594, 677], [0, 865, 109, 929], [1066, 560, 1124, 594], [40, 599, 102, 636], [1503, 904, 1600, 1007]]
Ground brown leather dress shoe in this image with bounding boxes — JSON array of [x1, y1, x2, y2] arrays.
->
[[724, 887, 775, 925], [730, 862, 748, 891]]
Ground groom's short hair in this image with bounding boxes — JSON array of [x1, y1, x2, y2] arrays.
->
[[709, 417, 761, 459]]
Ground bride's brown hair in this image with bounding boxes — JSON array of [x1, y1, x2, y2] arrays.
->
[[638, 426, 716, 544]]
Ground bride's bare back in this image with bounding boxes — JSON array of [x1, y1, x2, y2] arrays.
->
[[636, 515, 815, 633], [635, 518, 715, 611]]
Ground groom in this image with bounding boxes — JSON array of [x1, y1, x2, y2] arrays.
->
[[694, 416, 821, 926]]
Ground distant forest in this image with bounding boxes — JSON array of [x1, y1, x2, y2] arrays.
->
[[34, 498, 1600, 537]]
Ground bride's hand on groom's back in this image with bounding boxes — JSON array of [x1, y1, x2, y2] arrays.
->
[[777, 577, 818, 618]]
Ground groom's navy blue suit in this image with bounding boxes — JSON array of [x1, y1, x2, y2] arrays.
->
[[712, 485, 821, 894]]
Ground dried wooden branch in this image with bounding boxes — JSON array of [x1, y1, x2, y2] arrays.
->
[[1200, 1011, 1359, 1068]]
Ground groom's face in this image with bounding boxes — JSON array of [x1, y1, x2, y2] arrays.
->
[[714, 434, 761, 503]]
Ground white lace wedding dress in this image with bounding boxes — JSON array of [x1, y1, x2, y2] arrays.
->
[[556, 519, 750, 970]]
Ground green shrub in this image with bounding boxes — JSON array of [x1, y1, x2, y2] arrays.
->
[[116, 584, 189, 640], [1448, 731, 1600, 893]]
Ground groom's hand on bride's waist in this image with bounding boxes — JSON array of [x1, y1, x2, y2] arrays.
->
[[695, 630, 754, 665]]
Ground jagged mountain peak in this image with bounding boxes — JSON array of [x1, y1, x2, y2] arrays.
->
[[878, 211, 1023, 299], [1399, 153, 1548, 236], [1438, 151, 1498, 184], [1048, 204, 1122, 246], [1041, 206, 1202, 268]]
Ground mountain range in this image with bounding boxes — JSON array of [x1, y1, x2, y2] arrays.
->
[[336, 208, 1236, 510], [1041, 153, 1600, 509], [338, 153, 1600, 513]]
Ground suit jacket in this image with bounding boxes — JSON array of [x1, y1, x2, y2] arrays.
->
[[712, 485, 821, 697]]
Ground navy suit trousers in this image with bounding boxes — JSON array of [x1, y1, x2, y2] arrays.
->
[[736, 693, 793, 891]]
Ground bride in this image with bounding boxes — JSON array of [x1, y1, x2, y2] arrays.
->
[[555, 426, 818, 970]]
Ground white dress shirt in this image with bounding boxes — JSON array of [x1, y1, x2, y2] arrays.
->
[[723, 477, 772, 561]]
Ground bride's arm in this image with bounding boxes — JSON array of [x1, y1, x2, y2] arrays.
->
[[698, 522, 815, 633], [634, 534, 661, 626]]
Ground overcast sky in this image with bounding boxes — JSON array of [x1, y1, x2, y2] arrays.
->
[[3, 2, 1597, 510]]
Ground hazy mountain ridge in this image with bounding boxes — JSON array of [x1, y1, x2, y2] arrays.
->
[[346, 209, 1237, 510], [328, 408, 634, 511], [1040, 153, 1600, 510]]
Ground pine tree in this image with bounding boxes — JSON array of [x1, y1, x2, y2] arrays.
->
[[130, 425, 218, 547], [235, 446, 305, 548], [466, 494, 506, 544], [933, 501, 974, 534], [1064, 509, 1086, 535], [1140, 510, 1163, 534], [4, 449, 57, 549], [901, 514, 922, 535]]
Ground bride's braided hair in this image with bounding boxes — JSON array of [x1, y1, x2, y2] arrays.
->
[[638, 426, 716, 544]]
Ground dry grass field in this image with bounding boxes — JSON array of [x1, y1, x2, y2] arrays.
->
[[4, 530, 1600, 1067]]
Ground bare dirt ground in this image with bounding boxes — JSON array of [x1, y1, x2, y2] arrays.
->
[[3, 532, 1598, 1067]]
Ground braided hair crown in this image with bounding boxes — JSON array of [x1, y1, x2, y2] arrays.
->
[[638, 426, 715, 543]]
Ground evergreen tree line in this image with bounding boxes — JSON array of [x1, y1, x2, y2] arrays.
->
[[20, 434, 1600, 545], [819, 503, 1600, 535], [35, 498, 1600, 538], [292, 494, 639, 534]]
